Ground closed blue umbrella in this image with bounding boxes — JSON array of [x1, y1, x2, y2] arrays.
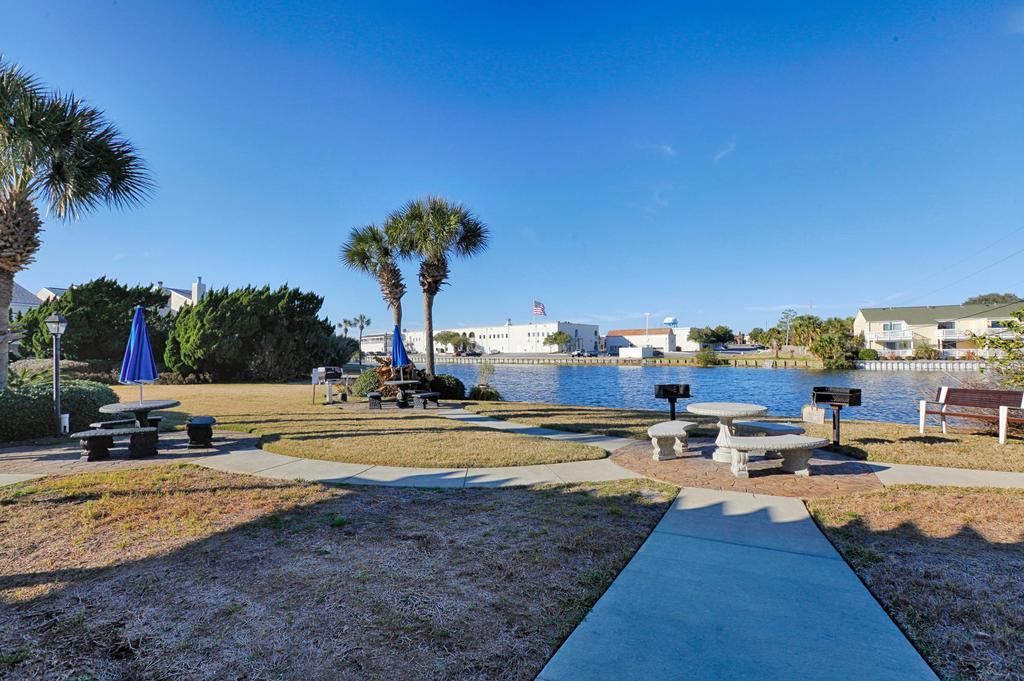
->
[[391, 325, 411, 378], [120, 305, 159, 401]]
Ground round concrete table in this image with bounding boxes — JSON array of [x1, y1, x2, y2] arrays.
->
[[100, 399, 181, 427], [686, 402, 768, 463]]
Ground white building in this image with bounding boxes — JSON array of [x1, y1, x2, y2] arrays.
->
[[399, 320, 600, 355], [36, 276, 208, 314], [604, 327, 699, 354], [359, 331, 395, 355], [11, 281, 40, 318]]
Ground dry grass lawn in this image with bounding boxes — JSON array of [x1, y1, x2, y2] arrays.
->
[[0, 465, 677, 680], [809, 485, 1024, 680], [466, 402, 1024, 472], [111, 384, 604, 468]]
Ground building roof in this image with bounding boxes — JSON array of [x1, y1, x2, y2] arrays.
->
[[607, 327, 675, 336], [858, 302, 1024, 324], [12, 282, 39, 307], [39, 286, 68, 297], [163, 287, 192, 298]]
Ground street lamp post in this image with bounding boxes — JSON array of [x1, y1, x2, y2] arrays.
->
[[45, 313, 68, 434], [644, 312, 651, 348]]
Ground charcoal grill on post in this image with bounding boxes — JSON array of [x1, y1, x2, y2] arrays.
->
[[655, 384, 691, 420], [811, 386, 862, 447]]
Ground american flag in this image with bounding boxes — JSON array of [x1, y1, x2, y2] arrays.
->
[[532, 300, 547, 316]]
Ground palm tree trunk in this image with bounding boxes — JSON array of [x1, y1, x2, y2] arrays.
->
[[423, 292, 435, 377], [358, 328, 364, 366], [0, 269, 12, 391]]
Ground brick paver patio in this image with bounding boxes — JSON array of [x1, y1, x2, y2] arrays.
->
[[611, 439, 883, 498]]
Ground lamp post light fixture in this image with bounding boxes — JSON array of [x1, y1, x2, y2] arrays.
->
[[45, 313, 68, 434]]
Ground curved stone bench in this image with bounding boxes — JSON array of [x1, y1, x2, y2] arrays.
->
[[732, 421, 807, 459], [647, 421, 699, 461], [726, 434, 828, 478]]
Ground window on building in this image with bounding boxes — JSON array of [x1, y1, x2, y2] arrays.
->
[[882, 322, 903, 331]]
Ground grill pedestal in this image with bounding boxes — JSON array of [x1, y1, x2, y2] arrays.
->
[[655, 384, 691, 420]]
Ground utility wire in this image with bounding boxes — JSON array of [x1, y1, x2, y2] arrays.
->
[[899, 224, 1024, 305]]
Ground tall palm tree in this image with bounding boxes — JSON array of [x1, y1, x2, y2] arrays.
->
[[341, 224, 407, 334], [0, 60, 151, 389], [338, 318, 353, 337], [352, 313, 371, 365], [389, 196, 488, 376]]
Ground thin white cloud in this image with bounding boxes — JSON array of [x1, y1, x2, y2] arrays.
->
[[713, 137, 737, 162], [639, 142, 678, 158]]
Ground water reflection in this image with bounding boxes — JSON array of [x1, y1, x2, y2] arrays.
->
[[438, 364, 950, 423]]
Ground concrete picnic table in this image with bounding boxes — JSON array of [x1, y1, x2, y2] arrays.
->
[[686, 401, 768, 463], [99, 399, 181, 428], [383, 380, 423, 408]]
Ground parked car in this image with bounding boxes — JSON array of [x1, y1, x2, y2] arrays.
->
[[465, 350, 482, 357], [453, 350, 464, 357], [489, 349, 501, 355], [652, 349, 664, 357]]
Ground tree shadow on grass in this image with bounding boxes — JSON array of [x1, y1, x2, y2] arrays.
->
[[809, 499, 1024, 680], [0, 469, 675, 680]]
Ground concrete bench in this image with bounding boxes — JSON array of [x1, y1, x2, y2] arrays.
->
[[647, 421, 699, 461], [367, 391, 383, 410], [413, 391, 441, 409], [732, 421, 806, 459], [90, 415, 163, 430], [69, 427, 159, 461], [726, 434, 829, 478], [187, 416, 216, 447]]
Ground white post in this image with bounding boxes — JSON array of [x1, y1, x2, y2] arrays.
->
[[918, 400, 927, 434], [999, 406, 1008, 445]]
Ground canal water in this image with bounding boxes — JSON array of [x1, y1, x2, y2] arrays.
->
[[436, 363, 954, 424]]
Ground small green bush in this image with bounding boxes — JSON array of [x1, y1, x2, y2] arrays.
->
[[858, 348, 879, 360], [469, 385, 503, 401], [429, 374, 465, 399], [693, 348, 720, 367], [352, 369, 381, 397], [0, 379, 118, 442], [912, 342, 941, 361]]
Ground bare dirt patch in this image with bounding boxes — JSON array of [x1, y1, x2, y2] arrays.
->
[[0, 465, 676, 680], [809, 485, 1024, 680]]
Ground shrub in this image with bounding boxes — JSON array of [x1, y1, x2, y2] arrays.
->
[[468, 385, 503, 401], [0, 380, 117, 443], [429, 374, 465, 399], [858, 348, 879, 360], [912, 341, 941, 361], [352, 369, 381, 397], [477, 361, 495, 386], [693, 348, 720, 367]]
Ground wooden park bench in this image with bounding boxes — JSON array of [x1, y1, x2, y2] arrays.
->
[[69, 427, 159, 461], [187, 416, 217, 447], [919, 387, 1024, 445], [412, 391, 441, 409]]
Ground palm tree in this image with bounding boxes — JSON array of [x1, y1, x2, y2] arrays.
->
[[338, 318, 353, 337], [388, 196, 488, 376], [352, 313, 371, 365], [0, 60, 151, 390], [341, 224, 407, 333]]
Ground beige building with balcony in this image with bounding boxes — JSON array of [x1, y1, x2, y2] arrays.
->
[[854, 302, 1024, 359]]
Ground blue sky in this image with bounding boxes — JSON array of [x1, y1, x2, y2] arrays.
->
[[4, 1, 1024, 333]]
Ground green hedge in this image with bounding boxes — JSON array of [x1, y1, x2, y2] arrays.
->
[[352, 369, 381, 397], [858, 348, 879, 360], [0, 380, 118, 443], [429, 374, 465, 399], [468, 385, 502, 401]]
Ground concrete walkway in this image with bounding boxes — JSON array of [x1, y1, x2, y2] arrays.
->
[[539, 487, 937, 681], [197, 447, 643, 488], [438, 408, 639, 451]]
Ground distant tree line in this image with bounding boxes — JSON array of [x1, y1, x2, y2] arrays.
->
[[748, 312, 860, 369]]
